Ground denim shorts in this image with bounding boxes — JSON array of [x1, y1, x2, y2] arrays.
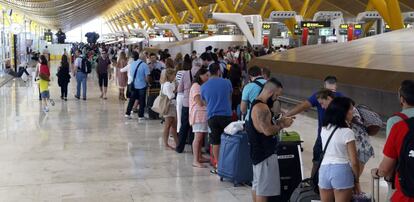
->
[[40, 91, 50, 99], [319, 164, 354, 190]]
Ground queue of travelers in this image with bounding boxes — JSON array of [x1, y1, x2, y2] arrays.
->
[[21, 41, 413, 202]]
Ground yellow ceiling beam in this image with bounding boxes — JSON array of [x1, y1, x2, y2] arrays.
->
[[300, 0, 310, 16], [224, 0, 236, 12], [139, 9, 153, 29], [181, 11, 190, 23], [304, 0, 323, 19], [263, 7, 273, 18], [387, 0, 404, 30], [161, 0, 182, 24], [238, 0, 251, 13], [149, 5, 165, 23], [109, 13, 123, 32], [104, 16, 117, 32], [190, 0, 206, 23], [126, 3, 144, 29], [216, 0, 232, 13], [260, 0, 270, 17], [234, 0, 241, 11], [369, 0, 391, 26]]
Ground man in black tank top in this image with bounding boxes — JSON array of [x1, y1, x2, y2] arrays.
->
[[246, 78, 295, 202]]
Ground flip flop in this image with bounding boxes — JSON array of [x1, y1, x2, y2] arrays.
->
[[192, 163, 206, 168]]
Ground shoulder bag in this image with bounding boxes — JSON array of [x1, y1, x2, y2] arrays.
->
[[290, 126, 339, 202], [151, 84, 171, 115], [126, 61, 143, 98]]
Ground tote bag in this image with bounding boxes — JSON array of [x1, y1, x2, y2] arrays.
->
[[151, 85, 170, 115]]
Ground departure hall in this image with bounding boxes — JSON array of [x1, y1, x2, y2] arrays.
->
[[0, 0, 413, 201]]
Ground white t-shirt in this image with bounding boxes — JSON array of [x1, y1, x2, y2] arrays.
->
[[161, 82, 176, 101], [74, 57, 83, 69], [321, 125, 355, 165]]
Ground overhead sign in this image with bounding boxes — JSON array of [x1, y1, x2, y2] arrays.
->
[[354, 24, 363, 29], [339, 24, 349, 35], [340, 24, 349, 29], [300, 21, 331, 28], [262, 23, 271, 30]]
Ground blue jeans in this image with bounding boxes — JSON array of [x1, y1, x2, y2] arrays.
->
[[76, 72, 87, 98]]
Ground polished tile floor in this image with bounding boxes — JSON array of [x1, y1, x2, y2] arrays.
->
[[0, 67, 389, 202]]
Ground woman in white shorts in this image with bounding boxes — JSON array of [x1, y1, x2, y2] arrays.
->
[[189, 68, 210, 168]]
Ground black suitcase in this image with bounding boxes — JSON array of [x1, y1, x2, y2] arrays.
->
[[147, 87, 160, 119], [269, 142, 304, 202]]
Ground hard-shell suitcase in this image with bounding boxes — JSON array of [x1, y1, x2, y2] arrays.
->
[[217, 131, 253, 186]]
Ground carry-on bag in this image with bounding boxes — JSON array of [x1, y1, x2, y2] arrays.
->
[[217, 131, 253, 186], [269, 131, 303, 202]]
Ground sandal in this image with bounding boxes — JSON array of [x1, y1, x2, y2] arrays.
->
[[210, 169, 218, 174]]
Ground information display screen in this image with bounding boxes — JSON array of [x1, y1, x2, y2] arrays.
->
[[300, 21, 331, 28], [262, 23, 271, 30], [319, 28, 333, 36]]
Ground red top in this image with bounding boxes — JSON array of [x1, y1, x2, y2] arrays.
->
[[39, 64, 50, 76], [383, 121, 414, 202]]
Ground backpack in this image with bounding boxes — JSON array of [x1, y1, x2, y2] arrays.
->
[[397, 117, 414, 197], [80, 57, 92, 74]]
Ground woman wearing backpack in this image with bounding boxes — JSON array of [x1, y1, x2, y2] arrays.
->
[[318, 97, 360, 202]]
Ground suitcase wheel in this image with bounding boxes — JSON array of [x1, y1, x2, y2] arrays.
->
[[220, 177, 223, 181]]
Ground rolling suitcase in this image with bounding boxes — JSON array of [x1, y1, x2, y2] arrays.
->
[[217, 131, 253, 186], [270, 131, 304, 202]]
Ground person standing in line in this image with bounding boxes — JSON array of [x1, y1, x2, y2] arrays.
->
[[116, 51, 128, 101], [377, 80, 414, 202], [125, 51, 150, 119], [161, 68, 179, 149], [318, 97, 360, 202], [73, 50, 87, 100], [201, 63, 233, 174], [189, 68, 210, 167], [38, 55, 53, 112], [175, 55, 194, 153], [96, 50, 112, 99], [246, 78, 293, 202], [57, 55, 71, 101]]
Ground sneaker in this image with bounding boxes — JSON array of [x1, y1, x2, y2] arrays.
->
[[49, 99, 55, 106], [83, 98, 87, 101], [138, 117, 146, 121], [74, 95, 80, 100], [64, 98, 68, 101], [124, 114, 132, 119], [43, 106, 49, 113]]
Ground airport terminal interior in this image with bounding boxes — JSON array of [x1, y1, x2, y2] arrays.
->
[[0, 0, 413, 202]]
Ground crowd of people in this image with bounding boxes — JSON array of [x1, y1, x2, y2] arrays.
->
[[14, 41, 414, 202]]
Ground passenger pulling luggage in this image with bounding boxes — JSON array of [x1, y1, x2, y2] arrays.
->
[[217, 131, 253, 186]]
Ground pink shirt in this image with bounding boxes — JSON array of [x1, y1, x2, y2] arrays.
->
[[189, 83, 207, 125]]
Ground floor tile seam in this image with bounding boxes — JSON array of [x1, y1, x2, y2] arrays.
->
[[0, 173, 217, 189]]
